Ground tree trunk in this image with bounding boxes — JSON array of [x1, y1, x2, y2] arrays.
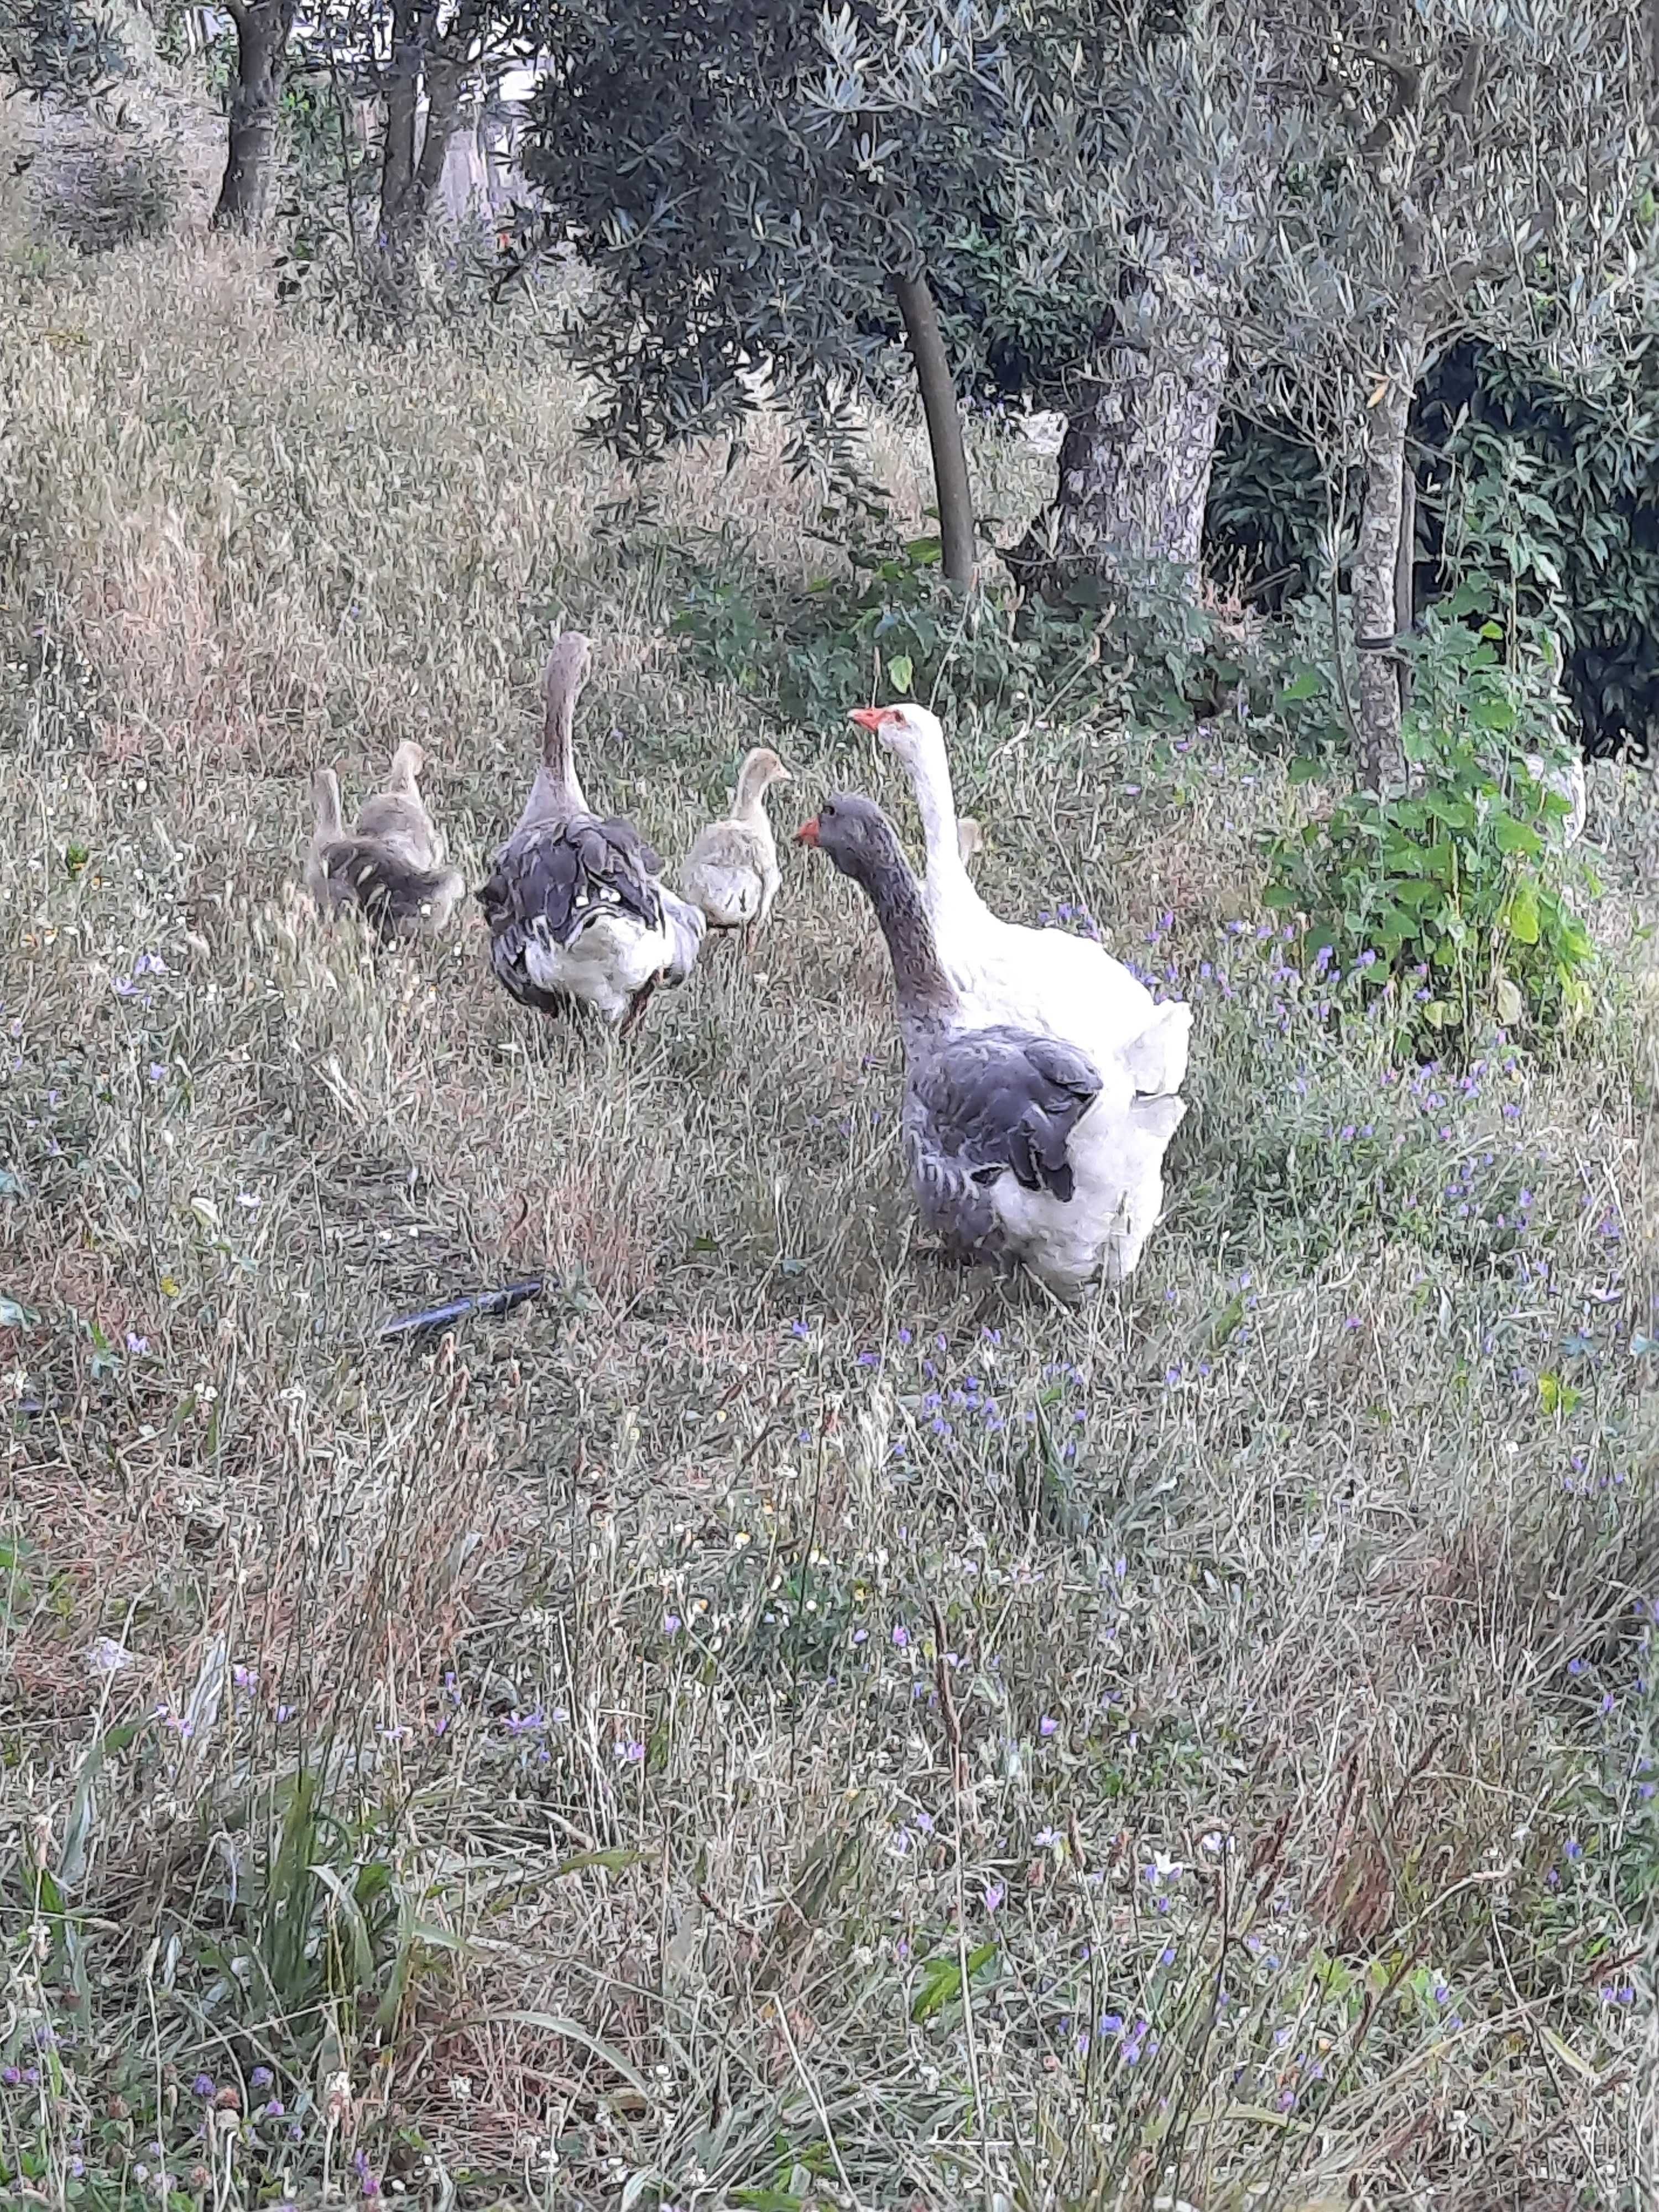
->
[[407, 54, 466, 228], [1354, 314, 1427, 796], [1004, 273, 1228, 605], [211, 0, 294, 234], [1394, 448, 1417, 718], [377, 0, 456, 252], [378, 3, 424, 245], [891, 267, 976, 588]]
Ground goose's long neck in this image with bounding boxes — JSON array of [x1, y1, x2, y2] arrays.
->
[[734, 757, 773, 823], [852, 847, 957, 1039], [518, 660, 588, 830], [907, 734, 971, 898], [313, 769, 344, 841]]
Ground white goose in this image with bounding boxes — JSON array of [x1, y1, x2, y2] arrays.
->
[[851, 702, 1191, 1098], [797, 794, 1185, 1299], [477, 634, 706, 1033]]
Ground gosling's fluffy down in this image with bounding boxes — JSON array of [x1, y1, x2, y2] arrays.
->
[[681, 746, 793, 932], [305, 741, 464, 940]]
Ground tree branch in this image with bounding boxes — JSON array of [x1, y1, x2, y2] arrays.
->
[[1446, 38, 1484, 122]]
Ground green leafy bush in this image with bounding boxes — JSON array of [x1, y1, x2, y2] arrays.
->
[[672, 532, 1066, 729], [672, 531, 1321, 735], [38, 133, 177, 254], [1263, 589, 1597, 1040]]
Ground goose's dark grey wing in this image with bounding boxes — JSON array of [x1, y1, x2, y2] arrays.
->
[[315, 839, 463, 941], [477, 813, 666, 1003], [910, 1025, 1101, 1202]]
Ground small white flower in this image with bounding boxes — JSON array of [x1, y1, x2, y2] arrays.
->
[[87, 1636, 133, 1677]]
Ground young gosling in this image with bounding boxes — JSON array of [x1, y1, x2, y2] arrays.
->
[[305, 740, 464, 941], [680, 746, 794, 952]]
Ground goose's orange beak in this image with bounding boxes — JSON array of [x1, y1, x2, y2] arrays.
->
[[848, 707, 889, 733], [795, 816, 821, 847]]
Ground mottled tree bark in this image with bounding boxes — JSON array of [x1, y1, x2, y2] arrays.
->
[[891, 267, 977, 587], [211, 0, 295, 234], [377, 0, 483, 257], [378, 0, 426, 243], [1394, 446, 1418, 717], [1353, 309, 1427, 795], [1005, 269, 1228, 602]]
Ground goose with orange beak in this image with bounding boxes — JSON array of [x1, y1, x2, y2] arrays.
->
[[796, 793, 1186, 1298], [848, 700, 1191, 1105]]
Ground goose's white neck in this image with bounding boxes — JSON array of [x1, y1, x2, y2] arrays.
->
[[904, 729, 974, 906]]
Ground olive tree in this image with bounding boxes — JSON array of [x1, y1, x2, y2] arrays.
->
[[512, 0, 1304, 599], [1236, 0, 1659, 792], [997, 1, 1287, 601], [515, 0, 1041, 583]]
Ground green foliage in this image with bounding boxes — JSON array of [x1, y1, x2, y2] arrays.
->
[[512, 1, 1179, 479], [37, 134, 178, 254], [0, 0, 127, 106], [672, 532, 1065, 729], [196, 1762, 461, 2057], [1208, 338, 1659, 755], [1264, 591, 1597, 1041], [670, 528, 1336, 737]]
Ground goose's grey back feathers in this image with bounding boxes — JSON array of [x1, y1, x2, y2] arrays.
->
[[906, 1024, 1102, 1238], [478, 812, 667, 1006], [312, 839, 465, 940], [305, 761, 462, 941]]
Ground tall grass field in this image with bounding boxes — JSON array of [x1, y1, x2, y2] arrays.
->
[[1, 112, 1657, 2212]]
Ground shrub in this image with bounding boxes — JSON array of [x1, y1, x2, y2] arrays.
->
[[36, 133, 177, 254], [672, 529, 1064, 729], [672, 528, 1326, 736], [1262, 586, 1597, 1041]]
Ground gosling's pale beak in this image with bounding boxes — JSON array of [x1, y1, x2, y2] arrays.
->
[[794, 817, 821, 847], [848, 707, 888, 733]]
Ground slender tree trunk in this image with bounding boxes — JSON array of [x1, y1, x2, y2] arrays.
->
[[378, 8, 469, 257], [1354, 311, 1427, 795], [1394, 449, 1417, 718], [1004, 269, 1229, 605], [211, 0, 295, 234], [378, 0, 425, 245], [407, 55, 466, 227], [891, 267, 976, 588]]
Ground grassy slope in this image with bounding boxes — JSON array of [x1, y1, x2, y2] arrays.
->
[[0, 220, 1656, 2212]]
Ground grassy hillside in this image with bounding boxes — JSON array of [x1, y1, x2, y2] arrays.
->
[[1, 220, 1656, 2212]]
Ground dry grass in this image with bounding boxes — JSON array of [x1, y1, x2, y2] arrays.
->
[[0, 202, 1656, 2212]]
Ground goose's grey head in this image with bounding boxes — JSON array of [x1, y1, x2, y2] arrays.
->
[[794, 792, 906, 886]]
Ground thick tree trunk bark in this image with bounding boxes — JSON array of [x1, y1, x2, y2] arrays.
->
[[1354, 312, 1427, 795], [1004, 272, 1228, 604], [211, 0, 294, 234], [891, 267, 977, 588]]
